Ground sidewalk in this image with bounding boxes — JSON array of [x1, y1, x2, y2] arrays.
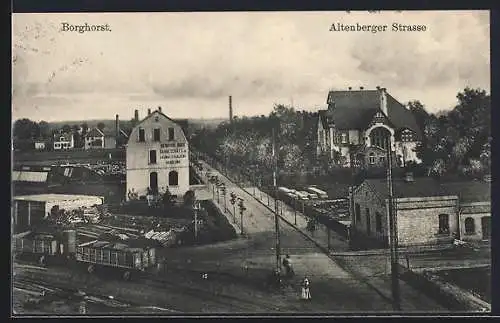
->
[[198, 159, 447, 311]]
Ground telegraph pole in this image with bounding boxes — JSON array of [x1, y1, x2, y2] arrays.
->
[[272, 128, 281, 273], [386, 137, 401, 311]]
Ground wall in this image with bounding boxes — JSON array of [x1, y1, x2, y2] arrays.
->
[[395, 141, 421, 165], [104, 136, 116, 149], [126, 111, 189, 199], [459, 202, 491, 242], [396, 196, 458, 246], [352, 181, 389, 245], [348, 130, 360, 145]]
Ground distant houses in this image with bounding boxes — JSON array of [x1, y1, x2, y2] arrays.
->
[[53, 132, 75, 150]]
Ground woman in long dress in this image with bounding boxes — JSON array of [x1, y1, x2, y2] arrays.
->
[[301, 277, 311, 300]]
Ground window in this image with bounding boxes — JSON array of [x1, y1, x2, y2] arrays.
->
[[370, 127, 390, 150], [60, 136, 65, 141], [319, 131, 325, 145], [481, 217, 490, 239], [366, 208, 371, 235], [168, 128, 175, 141], [401, 130, 414, 142], [341, 133, 348, 143], [375, 212, 382, 233], [369, 153, 376, 165], [379, 156, 385, 165], [149, 150, 157, 164], [138, 128, 145, 142], [168, 171, 179, 186], [153, 128, 161, 142], [155, 116, 159, 122], [464, 217, 475, 235], [355, 203, 361, 222], [438, 214, 450, 234]]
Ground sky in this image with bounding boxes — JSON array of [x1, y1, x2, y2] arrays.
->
[[12, 11, 490, 122]]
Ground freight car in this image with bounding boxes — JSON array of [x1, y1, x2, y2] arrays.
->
[[13, 229, 157, 281], [75, 240, 156, 281]]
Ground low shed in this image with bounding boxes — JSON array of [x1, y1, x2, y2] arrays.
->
[[12, 194, 104, 231]]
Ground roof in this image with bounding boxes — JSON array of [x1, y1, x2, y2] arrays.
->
[[363, 177, 490, 202], [13, 194, 104, 203], [318, 110, 329, 129], [364, 177, 454, 199], [440, 181, 491, 203], [101, 128, 129, 138], [85, 127, 104, 138], [12, 171, 48, 183], [131, 110, 188, 141], [53, 132, 73, 141], [324, 89, 422, 139]]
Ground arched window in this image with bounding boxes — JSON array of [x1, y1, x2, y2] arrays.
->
[[464, 217, 475, 235], [370, 127, 391, 150], [169, 171, 179, 186], [368, 152, 376, 165], [375, 212, 383, 233], [438, 214, 450, 234]]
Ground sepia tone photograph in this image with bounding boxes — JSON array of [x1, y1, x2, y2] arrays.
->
[[11, 10, 491, 315]]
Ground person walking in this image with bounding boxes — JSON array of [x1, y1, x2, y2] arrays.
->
[[282, 254, 294, 277], [301, 276, 311, 301]]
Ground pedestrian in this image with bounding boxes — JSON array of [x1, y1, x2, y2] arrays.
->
[[301, 276, 311, 300]]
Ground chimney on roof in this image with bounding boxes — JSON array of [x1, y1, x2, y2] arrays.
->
[[378, 86, 388, 116], [147, 108, 151, 116], [404, 172, 414, 183], [158, 106, 162, 113], [134, 109, 139, 122], [115, 114, 120, 148], [348, 86, 352, 90], [229, 96, 233, 123], [360, 86, 364, 90]]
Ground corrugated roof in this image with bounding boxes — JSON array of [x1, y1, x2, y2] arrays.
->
[[324, 89, 422, 139], [12, 171, 49, 183]]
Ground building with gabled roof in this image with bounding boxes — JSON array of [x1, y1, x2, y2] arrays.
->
[[317, 86, 422, 168], [350, 173, 491, 249], [53, 132, 74, 150], [126, 107, 189, 199]]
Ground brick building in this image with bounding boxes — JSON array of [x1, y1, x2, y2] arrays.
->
[[350, 173, 491, 248], [316, 86, 422, 168]]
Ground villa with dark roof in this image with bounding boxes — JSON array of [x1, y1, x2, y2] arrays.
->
[[350, 173, 491, 249], [317, 86, 422, 168]]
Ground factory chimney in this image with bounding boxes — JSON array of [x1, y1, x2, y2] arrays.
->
[[378, 87, 388, 116], [229, 96, 233, 123], [147, 108, 151, 116], [115, 114, 120, 148], [134, 109, 139, 122]]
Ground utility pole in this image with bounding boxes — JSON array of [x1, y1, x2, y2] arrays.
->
[[386, 137, 401, 311], [272, 128, 281, 273]]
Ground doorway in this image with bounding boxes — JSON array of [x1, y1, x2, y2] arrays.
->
[[150, 172, 158, 194]]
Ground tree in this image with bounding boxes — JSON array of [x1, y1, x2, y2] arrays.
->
[[183, 190, 196, 208], [38, 121, 51, 139], [80, 122, 89, 136], [97, 122, 106, 131], [13, 118, 38, 140], [61, 124, 72, 133]]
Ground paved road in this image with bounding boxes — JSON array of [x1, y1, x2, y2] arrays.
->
[[196, 160, 448, 312]]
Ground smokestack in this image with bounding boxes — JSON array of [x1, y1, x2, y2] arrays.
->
[[134, 109, 139, 122], [147, 108, 151, 116], [115, 114, 120, 148], [229, 96, 233, 123], [158, 106, 162, 113]]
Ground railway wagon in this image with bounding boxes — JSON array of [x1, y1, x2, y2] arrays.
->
[[76, 240, 157, 280], [13, 231, 60, 265]]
